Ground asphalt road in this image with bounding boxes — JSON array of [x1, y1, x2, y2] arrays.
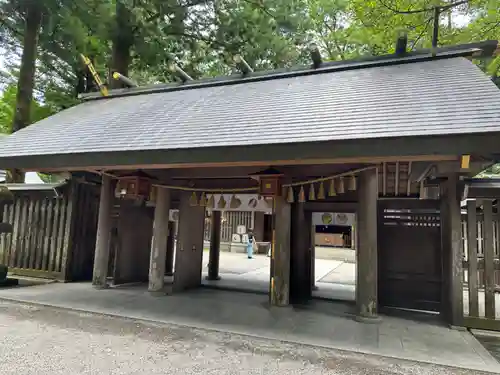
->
[[0, 301, 492, 375]]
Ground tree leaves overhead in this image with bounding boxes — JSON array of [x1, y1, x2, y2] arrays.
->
[[0, 0, 498, 117]]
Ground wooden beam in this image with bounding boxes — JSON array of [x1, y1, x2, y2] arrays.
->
[[466, 199, 479, 318], [483, 200, 496, 319], [441, 174, 464, 327], [92, 175, 114, 289], [270, 195, 291, 307], [29, 155, 459, 173], [356, 168, 380, 322], [206, 210, 222, 281], [171, 192, 205, 293], [148, 187, 171, 294]]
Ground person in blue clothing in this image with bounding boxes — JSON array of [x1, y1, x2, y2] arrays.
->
[[246, 229, 255, 259]]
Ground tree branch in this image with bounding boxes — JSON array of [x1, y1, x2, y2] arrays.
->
[[410, 16, 434, 50], [379, 0, 470, 14]]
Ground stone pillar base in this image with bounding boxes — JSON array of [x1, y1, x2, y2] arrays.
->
[[205, 276, 221, 281], [148, 289, 166, 296], [92, 283, 109, 290], [355, 314, 382, 324]]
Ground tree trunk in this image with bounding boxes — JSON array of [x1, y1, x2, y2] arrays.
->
[[8, 3, 43, 183], [109, 1, 133, 90]]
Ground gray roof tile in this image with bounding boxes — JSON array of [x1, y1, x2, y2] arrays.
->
[[0, 57, 499, 158]]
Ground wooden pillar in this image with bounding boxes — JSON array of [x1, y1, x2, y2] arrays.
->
[[92, 175, 114, 289], [356, 168, 380, 322], [148, 187, 170, 294], [165, 221, 175, 276], [290, 202, 312, 304], [441, 174, 464, 327], [311, 222, 317, 291], [171, 192, 205, 293], [253, 211, 265, 242], [206, 210, 221, 280], [114, 203, 153, 285], [270, 195, 291, 307]]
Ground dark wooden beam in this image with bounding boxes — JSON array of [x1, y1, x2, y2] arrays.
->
[[92, 175, 114, 289], [270, 195, 291, 307], [148, 187, 171, 294], [206, 210, 222, 281], [356, 168, 380, 322], [10, 130, 492, 172]]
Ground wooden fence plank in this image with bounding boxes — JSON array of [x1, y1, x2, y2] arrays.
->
[[42, 199, 53, 271], [49, 198, 61, 272], [6, 202, 14, 263], [24, 197, 35, 269], [467, 200, 479, 317], [60, 192, 74, 279], [9, 198, 21, 268], [35, 199, 47, 270], [17, 198, 29, 268], [0, 204, 10, 264], [483, 200, 495, 319], [29, 199, 40, 269], [55, 195, 68, 273]]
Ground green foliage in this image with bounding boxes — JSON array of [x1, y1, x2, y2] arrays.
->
[[0, 85, 54, 134]]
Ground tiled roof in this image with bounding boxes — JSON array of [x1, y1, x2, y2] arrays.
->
[[0, 55, 499, 163]]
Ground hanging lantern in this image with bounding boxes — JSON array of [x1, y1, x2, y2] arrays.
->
[[298, 186, 306, 203], [207, 194, 215, 209], [115, 171, 153, 200], [189, 192, 198, 206], [217, 194, 227, 209], [286, 186, 294, 203], [249, 167, 284, 197], [199, 192, 207, 206], [318, 182, 326, 200], [229, 194, 242, 209], [328, 179, 336, 196], [309, 183, 316, 201], [348, 175, 357, 191], [338, 177, 345, 194]]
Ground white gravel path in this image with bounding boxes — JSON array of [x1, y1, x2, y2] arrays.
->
[[0, 301, 492, 375]]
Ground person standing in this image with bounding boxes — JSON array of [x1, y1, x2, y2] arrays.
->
[[246, 229, 255, 259]]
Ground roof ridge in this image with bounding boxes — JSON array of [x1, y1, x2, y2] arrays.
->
[[79, 40, 497, 102]]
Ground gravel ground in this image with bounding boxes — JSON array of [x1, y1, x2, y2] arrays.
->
[[0, 301, 493, 375]]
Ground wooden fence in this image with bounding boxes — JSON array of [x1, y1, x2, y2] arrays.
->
[[461, 199, 500, 330], [0, 182, 99, 281], [461, 210, 500, 288], [204, 211, 253, 242]]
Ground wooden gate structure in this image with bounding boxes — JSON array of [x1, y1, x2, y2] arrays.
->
[[378, 199, 442, 312], [0, 40, 498, 326]]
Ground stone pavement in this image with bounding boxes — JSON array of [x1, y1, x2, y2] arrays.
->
[[202, 252, 356, 301], [0, 283, 498, 373], [0, 301, 489, 375]]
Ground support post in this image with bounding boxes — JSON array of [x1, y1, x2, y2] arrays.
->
[[311, 223, 317, 291], [165, 221, 175, 276], [171, 192, 205, 293], [92, 175, 114, 289], [206, 210, 221, 280], [270, 195, 291, 307], [148, 187, 170, 294], [290, 202, 312, 304], [356, 168, 380, 322], [441, 173, 464, 327]]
